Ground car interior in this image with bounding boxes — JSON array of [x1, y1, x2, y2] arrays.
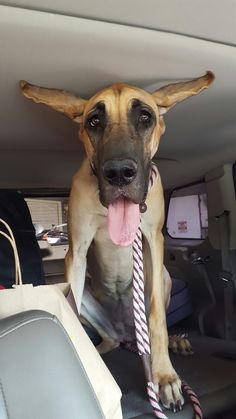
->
[[0, 1, 236, 418]]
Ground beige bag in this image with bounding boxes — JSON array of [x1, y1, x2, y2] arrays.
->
[[0, 218, 77, 336], [0, 218, 122, 419]]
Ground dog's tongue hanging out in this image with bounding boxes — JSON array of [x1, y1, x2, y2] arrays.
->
[[108, 197, 140, 246]]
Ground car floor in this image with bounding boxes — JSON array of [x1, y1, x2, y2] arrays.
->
[[102, 331, 236, 419]]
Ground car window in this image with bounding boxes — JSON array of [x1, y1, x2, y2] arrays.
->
[[25, 196, 68, 245], [166, 183, 208, 239]]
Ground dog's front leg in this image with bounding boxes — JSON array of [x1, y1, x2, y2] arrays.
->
[[66, 219, 96, 312], [145, 231, 184, 411], [65, 163, 99, 312]]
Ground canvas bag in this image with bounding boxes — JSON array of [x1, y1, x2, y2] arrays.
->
[[0, 218, 122, 419]]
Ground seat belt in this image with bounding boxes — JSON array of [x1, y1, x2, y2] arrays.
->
[[217, 211, 234, 340], [190, 253, 216, 336]]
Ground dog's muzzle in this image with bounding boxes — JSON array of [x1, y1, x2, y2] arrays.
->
[[103, 159, 137, 187]]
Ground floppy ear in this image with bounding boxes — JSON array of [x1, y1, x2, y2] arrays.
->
[[20, 80, 87, 122], [152, 71, 215, 115]]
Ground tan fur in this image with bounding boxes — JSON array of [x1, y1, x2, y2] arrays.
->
[[20, 72, 214, 409]]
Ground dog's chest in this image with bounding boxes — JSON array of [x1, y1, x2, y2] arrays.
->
[[86, 222, 136, 341], [89, 223, 134, 296], [102, 290, 135, 341]]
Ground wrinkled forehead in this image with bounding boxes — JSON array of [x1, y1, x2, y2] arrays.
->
[[84, 83, 158, 116]]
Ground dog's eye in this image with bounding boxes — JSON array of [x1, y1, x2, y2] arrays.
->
[[89, 115, 100, 128], [138, 110, 152, 124]]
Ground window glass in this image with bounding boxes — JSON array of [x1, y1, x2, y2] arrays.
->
[[25, 197, 68, 245], [25, 199, 63, 230], [166, 183, 208, 239]]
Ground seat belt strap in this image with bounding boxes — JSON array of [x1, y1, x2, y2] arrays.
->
[[217, 211, 234, 340]]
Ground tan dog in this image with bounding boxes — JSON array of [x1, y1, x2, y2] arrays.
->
[[20, 72, 214, 411]]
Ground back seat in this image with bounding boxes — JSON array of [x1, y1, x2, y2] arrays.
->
[[164, 236, 236, 339], [167, 277, 193, 328]]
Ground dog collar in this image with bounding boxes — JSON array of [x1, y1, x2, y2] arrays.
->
[[139, 162, 158, 213]]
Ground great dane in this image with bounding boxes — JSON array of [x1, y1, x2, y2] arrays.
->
[[20, 71, 214, 410]]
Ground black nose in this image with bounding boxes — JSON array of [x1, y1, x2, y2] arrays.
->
[[103, 159, 137, 186]]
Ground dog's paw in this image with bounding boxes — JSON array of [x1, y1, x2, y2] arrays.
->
[[169, 334, 193, 356], [153, 374, 184, 412]]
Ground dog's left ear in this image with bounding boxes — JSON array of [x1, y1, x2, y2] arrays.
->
[[20, 81, 87, 122], [152, 71, 215, 115]]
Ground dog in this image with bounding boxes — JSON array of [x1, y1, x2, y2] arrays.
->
[[20, 71, 214, 411]]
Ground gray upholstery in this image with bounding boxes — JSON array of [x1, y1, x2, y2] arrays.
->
[[129, 384, 236, 418], [103, 333, 236, 419], [0, 310, 105, 419]]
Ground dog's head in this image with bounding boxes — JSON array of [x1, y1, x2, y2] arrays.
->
[[20, 72, 214, 245]]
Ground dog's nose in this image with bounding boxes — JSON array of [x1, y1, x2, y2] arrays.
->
[[103, 159, 137, 186]]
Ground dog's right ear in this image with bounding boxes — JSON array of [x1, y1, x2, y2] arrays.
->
[[20, 81, 87, 123]]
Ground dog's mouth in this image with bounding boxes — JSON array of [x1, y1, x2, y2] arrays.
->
[[107, 196, 140, 247], [94, 157, 150, 247], [105, 180, 149, 247]]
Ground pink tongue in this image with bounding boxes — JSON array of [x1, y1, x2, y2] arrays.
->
[[108, 198, 140, 246]]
